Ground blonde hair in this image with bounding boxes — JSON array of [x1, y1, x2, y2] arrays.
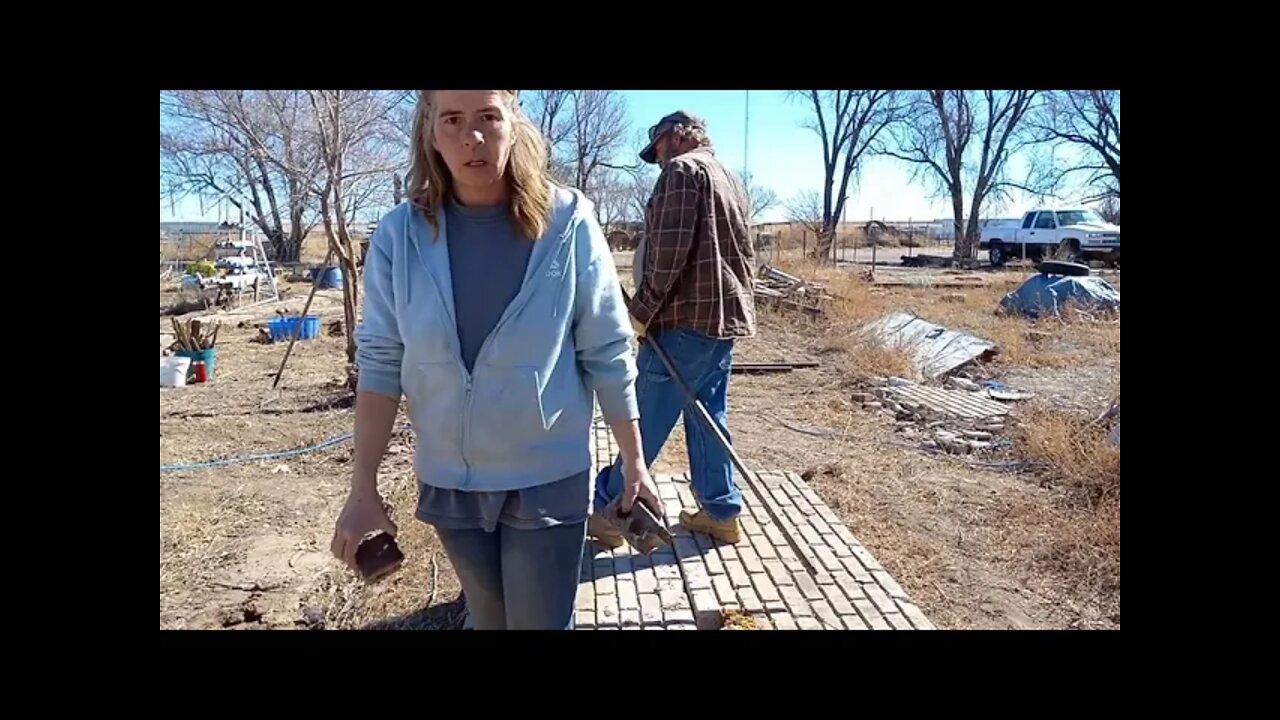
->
[[407, 90, 553, 241]]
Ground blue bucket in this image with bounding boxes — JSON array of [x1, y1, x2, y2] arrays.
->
[[176, 347, 217, 380], [268, 315, 320, 342], [319, 266, 344, 289]]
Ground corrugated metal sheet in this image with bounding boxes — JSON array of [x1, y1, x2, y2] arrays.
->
[[884, 383, 1010, 420], [863, 311, 999, 379]]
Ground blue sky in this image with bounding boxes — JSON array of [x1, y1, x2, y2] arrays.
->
[[161, 90, 1078, 225]]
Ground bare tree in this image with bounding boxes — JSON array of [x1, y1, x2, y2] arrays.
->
[[307, 90, 411, 363], [791, 90, 903, 258], [886, 90, 1039, 261], [567, 90, 633, 193], [523, 90, 574, 151], [1097, 195, 1120, 225], [625, 168, 659, 224], [1029, 90, 1120, 202], [160, 90, 324, 262], [784, 189, 826, 241], [741, 171, 778, 223]]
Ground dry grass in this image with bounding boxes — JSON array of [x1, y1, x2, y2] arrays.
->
[[1012, 406, 1120, 608]]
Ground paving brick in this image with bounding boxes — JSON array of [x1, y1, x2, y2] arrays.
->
[[635, 567, 659, 594], [801, 487, 824, 506], [809, 516, 833, 536], [749, 502, 773, 525], [716, 543, 739, 562], [897, 600, 937, 630], [798, 524, 825, 547], [595, 575, 616, 596], [738, 586, 765, 614], [796, 617, 823, 630], [751, 572, 782, 604], [813, 545, 844, 573], [783, 507, 808, 527], [613, 554, 634, 578], [740, 515, 763, 536], [659, 482, 680, 501], [593, 559, 613, 579], [823, 534, 854, 558], [850, 544, 883, 571], [777, 544, 798, 563], [841, 614, 868, 630], [665, 609, 695, 625], [644, 625, 666, 630], [617, 580, 640, 611], [676, 485, 696, 508], [738, 545, 766, 575], [691, 589, 721, 630], [576, 610, 596, 629], [833, 572, 868, 603], [750, 533, 778, 560], [863, 582, 898, 615], [666, 621, 696, 629], [853, 598, 889, 630], [764, 560, 795, 586], [792, 497, 818, 519], [659, 579, 691, 611], [693, 531, 715, 553], [654, 563, 682, 581], [815, 571, 835, 585], [872, 570, 909, 600], [764, 524, 788, 548], [816, 504, 842, 526], [765, 600, 788, 613], [703, 548, 725, 575], [840, 555, 875, 583], [675, 536, 701, 560], [885, 612, 912, 630], [639, 593, 663, 626], [768, 487, 793, 507], [725, 560, 752, 589], [812, 599, 843, 630], [576, 583, 595, 611], [779, 585, 814, 617], [795, 573, 825, 602], [633, 552, 652, 569], [771, 612, 798, 630], [620, 610, 641, 627], [834, 525, 859, 548], [751, 614, 774, 630], [713, 575, 736, 605], [821, 584, 856, 616], [597, 596, 620, 627], [683, 561, 712, 591]]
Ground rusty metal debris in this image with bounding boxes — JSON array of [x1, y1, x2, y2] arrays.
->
[[863, 311, 999, 380]]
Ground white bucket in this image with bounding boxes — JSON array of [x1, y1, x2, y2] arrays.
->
[[161, 356, 192, 388]]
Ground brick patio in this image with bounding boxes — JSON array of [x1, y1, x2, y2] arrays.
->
[[582, 414, 934, 631]]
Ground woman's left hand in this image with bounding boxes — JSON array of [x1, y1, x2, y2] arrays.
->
[[621, 459, 664, 517]]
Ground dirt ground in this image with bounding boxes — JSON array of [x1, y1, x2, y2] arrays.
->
[[159, 256, 1119, 630]]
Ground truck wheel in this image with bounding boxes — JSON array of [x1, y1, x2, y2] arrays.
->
[[988, 244, 1007, 267], [1038, 259, 1091, 277]]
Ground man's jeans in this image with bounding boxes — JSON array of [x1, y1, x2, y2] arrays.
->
[[594, 327, 744, 522]]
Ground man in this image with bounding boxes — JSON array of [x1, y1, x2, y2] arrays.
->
[[590, 111, 756, 546]]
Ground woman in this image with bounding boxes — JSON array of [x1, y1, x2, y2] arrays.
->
[[330, 90, 661, 630]]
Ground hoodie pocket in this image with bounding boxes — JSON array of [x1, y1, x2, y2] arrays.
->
[[466, 364, 547, 457]]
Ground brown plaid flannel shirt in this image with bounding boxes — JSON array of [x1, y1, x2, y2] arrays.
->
[[628, 147, 757, 339]]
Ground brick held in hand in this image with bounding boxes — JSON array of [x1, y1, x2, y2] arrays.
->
[[356, 531, 404, 582]]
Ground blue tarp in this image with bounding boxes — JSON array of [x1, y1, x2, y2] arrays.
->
[[999, 275, 1120, 319]]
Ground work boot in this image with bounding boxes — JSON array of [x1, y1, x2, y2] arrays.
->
[[679, 509, 742, 545], [587, 513, 624, 549]]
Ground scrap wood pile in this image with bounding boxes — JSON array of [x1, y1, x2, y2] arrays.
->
[[168, 317, 220, 353], [754, 265, 833, 315]]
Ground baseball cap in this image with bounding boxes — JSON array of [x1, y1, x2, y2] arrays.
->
[[639, 110, 706, 164]]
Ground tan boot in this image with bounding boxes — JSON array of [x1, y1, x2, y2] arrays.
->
[[679, 509, 742, 545], [587, 513, 624, 549]]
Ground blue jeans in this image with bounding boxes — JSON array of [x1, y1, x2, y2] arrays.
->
[[594, 327, 744, 522], [435, 521, 586, 630]]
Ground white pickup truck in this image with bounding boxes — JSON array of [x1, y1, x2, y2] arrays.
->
[[980, 209, 1120, 267]]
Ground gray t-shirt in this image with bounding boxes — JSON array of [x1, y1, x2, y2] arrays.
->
[[414, 199, 590, 533]]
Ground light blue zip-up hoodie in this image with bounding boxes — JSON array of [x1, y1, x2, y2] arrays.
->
[[355, 186, 638, 492]]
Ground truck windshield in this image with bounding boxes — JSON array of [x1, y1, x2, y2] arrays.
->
[[1056, 210, 1105, 226]]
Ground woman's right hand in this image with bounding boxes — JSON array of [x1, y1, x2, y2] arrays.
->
[[330, 489, 398, 571]]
